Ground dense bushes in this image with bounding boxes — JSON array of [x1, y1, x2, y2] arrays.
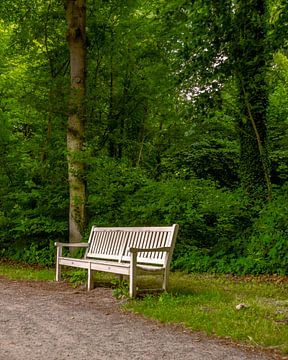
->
[[1, 156, 287, 275], [244, 186, 288, 275], [172, 186, 288, 275], [0, 173, 68, 264], [85, 158, 287, 275]]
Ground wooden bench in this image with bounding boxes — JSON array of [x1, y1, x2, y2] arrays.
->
[[55, 224, 179, 297]]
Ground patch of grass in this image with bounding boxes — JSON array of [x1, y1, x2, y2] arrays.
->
[[61, 268, 119, 288], [0, 259, 55, 281], [111, 278, 129, 299], [126, 272, 288, 355], [61, 268, 87, 287], [0, 259, 116, 286]]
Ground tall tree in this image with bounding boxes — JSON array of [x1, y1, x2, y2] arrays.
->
[[85, 0, 177, 171], [65, 0, 87, 243], [0, 6, 69, 251], [159, 0, 276, 201], [231, 0, 272, 201]]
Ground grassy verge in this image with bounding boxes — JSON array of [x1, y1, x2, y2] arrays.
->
[[126, 272, 288, 355], [1, 260, 287, 354], [0, 259, 55, 281]]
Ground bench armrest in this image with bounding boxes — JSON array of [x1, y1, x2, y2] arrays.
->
[[129, 247, 171, 254], [54, 242, 89, 248]]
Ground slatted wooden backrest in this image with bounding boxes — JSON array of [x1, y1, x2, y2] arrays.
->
[[85, 225, 179, 267], [85, 228, 129, 261]]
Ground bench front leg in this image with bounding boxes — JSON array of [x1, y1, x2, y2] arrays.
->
[[87, 262, 95, 291], [55, 244, 63, 282], [129, 251, 137, 298], [163, 268, 169, 291]]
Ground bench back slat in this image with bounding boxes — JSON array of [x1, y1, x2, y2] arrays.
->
[[86, 229, 128, 261], [123, 229, 171, 265], [85, 225, 178, 267]]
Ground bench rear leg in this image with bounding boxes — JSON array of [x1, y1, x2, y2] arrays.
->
[[55, 262, 61, 282], [87, 265, 94, 291], [162, 270, 169, 291], [55, 246, 62, 281], [129, 252, 137, 298]]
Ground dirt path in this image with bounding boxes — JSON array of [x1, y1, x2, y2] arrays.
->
[[0, 279, 282, 360]]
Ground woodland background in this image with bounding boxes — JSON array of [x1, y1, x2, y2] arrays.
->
[[0, 0, 287, 275]]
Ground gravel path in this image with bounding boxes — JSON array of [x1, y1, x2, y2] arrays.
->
[[0, 279, 282, 360]]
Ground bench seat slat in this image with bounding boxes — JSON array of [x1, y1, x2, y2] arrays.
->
[[58, 257, 165, 273], [136, 265, 165, 273], [58, 258, 91, 269]]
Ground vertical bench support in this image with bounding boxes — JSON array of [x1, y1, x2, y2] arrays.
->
[[55, 244, 62, 282], [87, 262, 94, 291], [129, 251, 137, 298], [162, 269, 168, 291]]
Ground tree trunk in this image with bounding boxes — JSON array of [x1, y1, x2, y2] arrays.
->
[[65, 0, 86, 243], [233, 0, 272, 202]]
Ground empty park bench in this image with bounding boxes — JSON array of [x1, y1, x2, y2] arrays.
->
[[55, 224, 179, 297]]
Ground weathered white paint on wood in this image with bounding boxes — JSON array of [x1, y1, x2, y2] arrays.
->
[[55, 224, 179, 297]]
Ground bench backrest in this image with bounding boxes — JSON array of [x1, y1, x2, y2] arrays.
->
[[85, 225, 179, 267]]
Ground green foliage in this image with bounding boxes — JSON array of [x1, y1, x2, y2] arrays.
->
[[85, 0, 176, 167], [85, 155, 288, 275], [62, 269, 87, 288], [245, 186, 288, 275], [121, 179, 252, 253], [4, 241, 56, 267], [173, 185, 288, 275], [86, 156, 147, 226], [268, 52, 288, 185], [87, 159, 252, 257], [160, 108, 240, 187], [0, 180, 68, 256], [0, 17, 69, 260], [111, 278, 129, 299]]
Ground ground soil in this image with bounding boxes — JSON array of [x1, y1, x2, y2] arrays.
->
[[0, 278, 285, 360]]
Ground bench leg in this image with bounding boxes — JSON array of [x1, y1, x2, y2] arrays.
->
[[55, 246, 62, 281], [129, 252, 137, 298], [162, 270, 169, 291], [87, 263, 94, 291], [56, 263, 61, 282]]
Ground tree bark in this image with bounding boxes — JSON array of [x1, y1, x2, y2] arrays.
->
[[65, 0, 86, 243], [233, 0, 272, 202]]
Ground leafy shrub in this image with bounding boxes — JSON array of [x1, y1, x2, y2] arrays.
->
[[2, 152, 287, 275], [171, 247, 213, 273], [87, 156, 147, 226], [244, 186, 288, 275], [62, 269, 87, 287], [161, 138, 239, 188], [87, 161, 253, 266], [120, 178, 253, 255], [0, 177, 68, 264], [172, 185, 288, 275], [3, 241, 56, 267]]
